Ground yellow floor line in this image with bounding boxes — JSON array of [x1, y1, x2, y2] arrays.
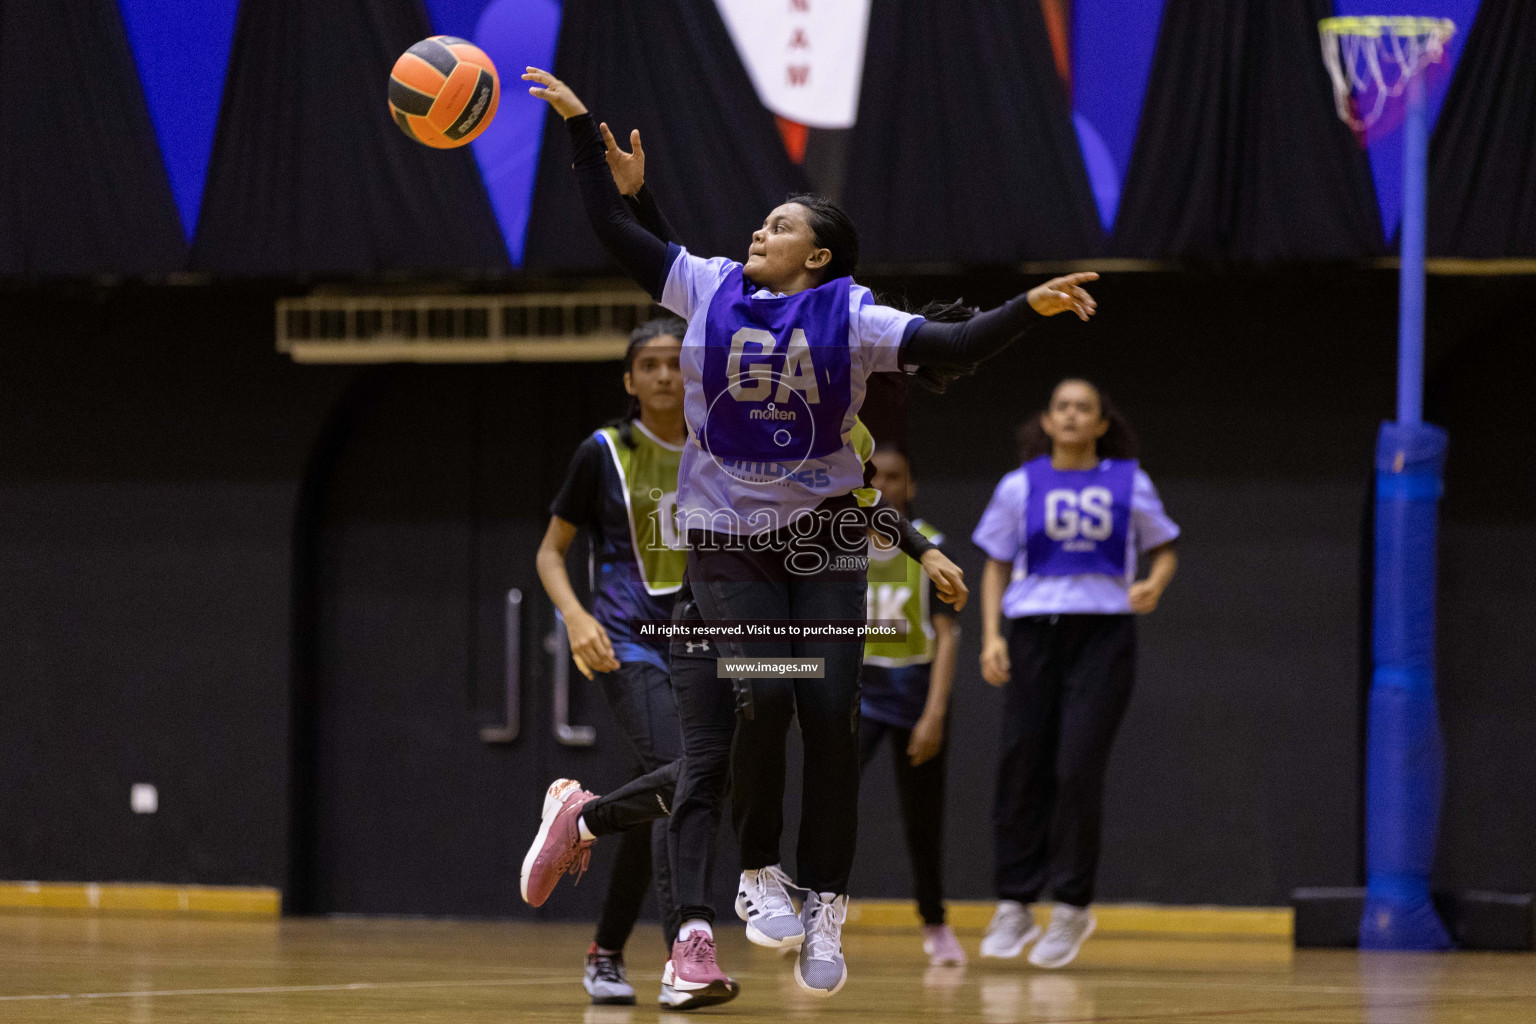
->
[[0, 882, 279, 917], [1, 883, 1291, 938], [847, 899, 1292, 938]]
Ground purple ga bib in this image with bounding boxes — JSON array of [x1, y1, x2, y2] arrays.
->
[[699, 268, 853, 462], [1023, 456, 1137, 578]]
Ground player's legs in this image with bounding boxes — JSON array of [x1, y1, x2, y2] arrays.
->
[[662, 590, 741, 1009], [588, 662, 683, 954], [592, 822, 653, 955], [888, 722, 964, 965], [782, 548, 865, 998], [993, 616, 1064, 903], [983, 616, 1060, 959], [889, 722, 948, 927], [1018, 615, 1135, 968], [787, 575, 865, 897], [1043, 615, 1135, 906], [579, 760, 681, 837], [685, 561, 795, 872], [595, 662, 684, 949], [666, 636, 736, 927], [688, 544, 813, 960]]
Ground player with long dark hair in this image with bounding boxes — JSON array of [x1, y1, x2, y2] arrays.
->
[[973, 379, 1179, 969], [525, 68, 1097, 997]]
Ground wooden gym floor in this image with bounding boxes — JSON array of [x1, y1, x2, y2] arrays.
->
[[1, 914, 1533, 1023]]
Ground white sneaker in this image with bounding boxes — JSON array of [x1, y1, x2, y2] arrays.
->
[[735, 865, 805, 949], [979, 900, 1040, 959], [1027, 904, 1095, 969], [582, 946, 635, 1005], [794, 892, 849, 998]]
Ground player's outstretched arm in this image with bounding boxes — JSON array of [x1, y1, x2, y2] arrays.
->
[[902, 272, 1100, 369], [524, 68, 671, 298]]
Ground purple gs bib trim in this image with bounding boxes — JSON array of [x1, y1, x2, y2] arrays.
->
[[1023, 457, 1137, 578]]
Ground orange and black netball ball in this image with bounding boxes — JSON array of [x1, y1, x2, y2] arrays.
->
[[388, 36, 500, 148]]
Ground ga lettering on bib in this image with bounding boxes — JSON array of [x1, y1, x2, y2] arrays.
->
[[699, 267, 853, 462]]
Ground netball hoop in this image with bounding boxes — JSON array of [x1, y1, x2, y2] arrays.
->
[[1321, 14, 1456, 954], [1319, 16, 1455, 136]]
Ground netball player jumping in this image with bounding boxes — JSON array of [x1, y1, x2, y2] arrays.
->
[[522, 136, 964, 1010], [525, 67, 1097, 998], [972, 379, 1179, 969]]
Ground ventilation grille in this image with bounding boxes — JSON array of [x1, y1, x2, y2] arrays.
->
[[276, 290, 659, 363]]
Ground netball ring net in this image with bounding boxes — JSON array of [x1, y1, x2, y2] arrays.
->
[[1319, 16, 1455, 136]]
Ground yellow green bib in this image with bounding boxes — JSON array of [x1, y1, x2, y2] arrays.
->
[[851, 417, 879, 507], [597, 424, 686, 594], [864, 519, 944, 666]]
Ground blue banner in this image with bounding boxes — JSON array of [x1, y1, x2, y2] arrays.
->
[[117, 0, 241, 241], [424, 0, 563, 265]]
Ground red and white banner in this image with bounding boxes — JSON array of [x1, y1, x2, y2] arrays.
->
[[713, 0, 872, 130]]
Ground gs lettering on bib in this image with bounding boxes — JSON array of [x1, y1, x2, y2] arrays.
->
[[1023, 457, 1136, 578], [699, 267, 853, 462]]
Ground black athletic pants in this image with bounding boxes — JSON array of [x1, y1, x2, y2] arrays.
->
[[580, 589, 737, 927], [858, 717, 948, 925], [688, 509, 867, 897], [590, 659, 683, 952], [993, 614, 1135, 908]]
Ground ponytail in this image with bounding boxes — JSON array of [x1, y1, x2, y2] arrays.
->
[[907, 299, 981, 393]]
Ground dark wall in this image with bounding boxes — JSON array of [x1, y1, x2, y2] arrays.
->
[[850, 269, 1536, 905], [0, 285, 352, 886], [2, 272, 1532, 907]]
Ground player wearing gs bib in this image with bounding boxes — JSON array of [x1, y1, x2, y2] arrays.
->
[[859, 445, 966, 967], [972, 379, 1179, 970], [524, 66, 1099, 998], [531, 319, 688, 1006]]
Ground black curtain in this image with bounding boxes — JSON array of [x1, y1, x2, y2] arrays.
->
[[1428, 0, 1536, 257], [1113, 0, 1383, 261], [0, 0, 184, 277], [523, 0, 809, 271], [192, 0, 509, 276], [843, 0, 1103, 264]]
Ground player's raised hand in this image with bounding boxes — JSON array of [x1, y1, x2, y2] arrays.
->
[[920, 548, 968, 613], [1027, 271, 1100, 322], [522, 67, 587, 119], [600, 123, 646, 197]]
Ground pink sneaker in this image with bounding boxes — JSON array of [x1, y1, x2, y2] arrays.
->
[[923, 924, 967, 966], [519, 779, 597, 906], [661, 933, 739, 1009]]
